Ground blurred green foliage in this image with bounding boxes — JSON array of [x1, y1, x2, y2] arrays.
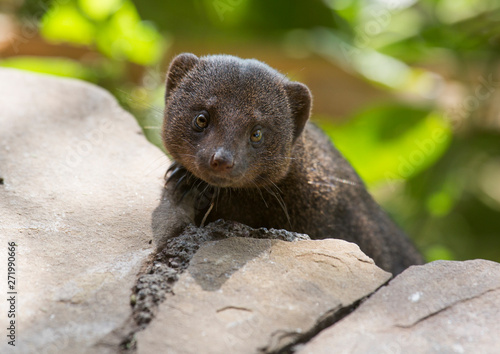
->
[[2, 0, 499, 264], [0, 55, 99, 80], [40, 0, 165, 64], [320, 104, 452, 186]]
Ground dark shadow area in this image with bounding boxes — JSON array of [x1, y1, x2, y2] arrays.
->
[[188, 236, 275, 291]]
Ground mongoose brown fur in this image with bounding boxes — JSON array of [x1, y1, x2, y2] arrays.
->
[[162, 53, 424, 275]]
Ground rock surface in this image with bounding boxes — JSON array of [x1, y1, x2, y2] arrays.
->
[[297, 259, 500, 354], [130, 220, 312, 329], [136, 224, 391, 354], [0, 69, 168, 353]]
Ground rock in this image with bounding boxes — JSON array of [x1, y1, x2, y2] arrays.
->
[[0, 69, 168, 353], [135, 223, 391, 354], [129, 220, 312, 329], [297, 259, 500, 354]]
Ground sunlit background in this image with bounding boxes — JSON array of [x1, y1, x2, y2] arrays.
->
[[1, 0, 499, 263]]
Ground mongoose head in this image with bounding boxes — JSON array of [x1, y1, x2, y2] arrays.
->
[[162, 53, 311, 188]]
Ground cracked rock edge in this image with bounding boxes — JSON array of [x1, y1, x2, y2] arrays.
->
[[115, 219, 311, 351]]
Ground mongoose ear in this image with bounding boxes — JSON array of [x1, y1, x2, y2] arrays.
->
[[285, 81, 312, 142], [165, 53, 199, 101]]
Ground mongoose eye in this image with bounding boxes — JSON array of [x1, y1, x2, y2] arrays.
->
[[193, 112, 209, 131], [250, 129, 263, 144]]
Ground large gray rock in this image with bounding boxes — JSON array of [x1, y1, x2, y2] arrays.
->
[[136, 233, 391, 354], [297, 259, 500, 354], [0, 69, 170, 353]]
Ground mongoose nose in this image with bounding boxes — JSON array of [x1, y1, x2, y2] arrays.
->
[[210, 148, 234, 171]]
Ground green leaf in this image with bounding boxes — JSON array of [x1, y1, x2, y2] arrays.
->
[[78, 0, 124, 21], [41, 3, 96, 45], [96, 1, 165, 65]]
